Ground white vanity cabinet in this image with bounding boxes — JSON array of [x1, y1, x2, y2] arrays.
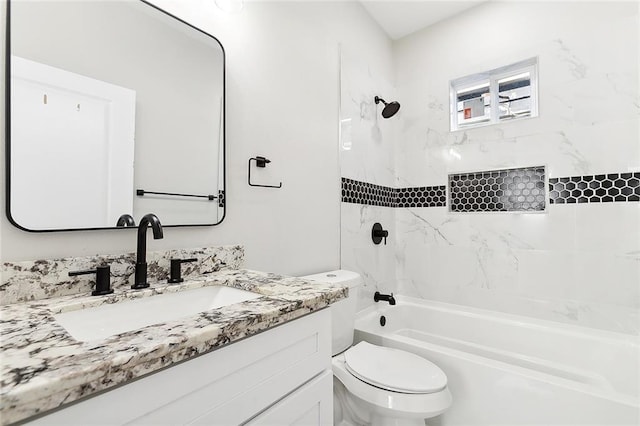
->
[[248, 370, 333, 425], [27, 309, 332, 425]]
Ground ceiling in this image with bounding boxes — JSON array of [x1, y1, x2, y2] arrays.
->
[[361, 1, 487, 40]]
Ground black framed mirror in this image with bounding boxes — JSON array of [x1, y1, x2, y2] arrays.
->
[[5, 0, 225, 232]]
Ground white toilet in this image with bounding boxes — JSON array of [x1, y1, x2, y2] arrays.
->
[[301, 270, 452, 426]]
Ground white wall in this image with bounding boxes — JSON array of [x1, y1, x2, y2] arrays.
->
[[393, 1, 640, 334], [0, 0, 392, 277]]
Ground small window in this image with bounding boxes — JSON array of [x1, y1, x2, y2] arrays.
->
[[450, 58, 538, 131]]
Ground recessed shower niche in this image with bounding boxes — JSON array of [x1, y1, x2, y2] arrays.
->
[[449, 166, 546, 213], [5, 0, 225, 231]]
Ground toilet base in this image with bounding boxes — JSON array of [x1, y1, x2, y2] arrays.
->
[[334, 375, 442, 426], [334, 377, 372, 425], [371, 417, 424, 426], [332, 352, 451, 426]]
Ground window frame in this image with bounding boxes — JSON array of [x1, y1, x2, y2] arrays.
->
[[450, 57, 538, 132]]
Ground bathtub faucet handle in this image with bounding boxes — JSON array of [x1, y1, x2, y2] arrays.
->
[[372, 223, 389, 245], [374, 291, 396, 305]]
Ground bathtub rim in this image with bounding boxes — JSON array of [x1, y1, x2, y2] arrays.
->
[[356, 295, 640, 346], [355, 295, 639, 407]]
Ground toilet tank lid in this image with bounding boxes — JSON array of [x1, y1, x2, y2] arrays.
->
[[300, 270, 362, 289]]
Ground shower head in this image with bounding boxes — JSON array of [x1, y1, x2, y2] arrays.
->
[[375, 96, 401, 119]]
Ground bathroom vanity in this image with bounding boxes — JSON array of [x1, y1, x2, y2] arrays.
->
[[0, 268, 346, 425], [3, 0, 339, 421]]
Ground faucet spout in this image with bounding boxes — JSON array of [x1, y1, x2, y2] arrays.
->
[[374, 291, 396, 305], [133, 213, 163, 289]]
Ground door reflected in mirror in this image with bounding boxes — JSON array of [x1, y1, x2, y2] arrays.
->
[[6, 0, 225, 231]]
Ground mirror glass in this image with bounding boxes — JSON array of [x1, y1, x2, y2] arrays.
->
[[6, 0, 225, 231]]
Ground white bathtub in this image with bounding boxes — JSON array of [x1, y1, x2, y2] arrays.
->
[[354, 296, 640, 425]]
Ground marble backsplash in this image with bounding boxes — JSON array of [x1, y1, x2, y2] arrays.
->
[[0, 245, 244, 305]]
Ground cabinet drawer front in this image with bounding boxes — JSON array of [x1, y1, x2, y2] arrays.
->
[[246, 370, 333, 426], [28, 309, 331, 426]]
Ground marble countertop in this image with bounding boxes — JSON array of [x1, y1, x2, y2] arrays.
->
[[0, 269, 347, 425]]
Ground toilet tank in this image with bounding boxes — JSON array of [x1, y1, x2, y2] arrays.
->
[[300, 270, 362, 356]]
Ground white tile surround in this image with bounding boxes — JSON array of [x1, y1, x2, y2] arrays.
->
[[341, 1, 640, 333], [340, 46, 398, 311], [340, 47, 397, 189], [341, 202, 396, 311]]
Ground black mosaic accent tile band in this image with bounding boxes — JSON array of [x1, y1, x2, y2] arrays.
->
[[449, 166, 546, 212], [549, 172, 640, 204], [341, 177, 446, 208], [343, 170, 639, 210], [341, 177, 396, 207], [396, 186, 446, 208]]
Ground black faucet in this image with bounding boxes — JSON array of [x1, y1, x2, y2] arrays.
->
[[116, 214, 136, 227], [132, 213, 164, 289], [374, 291, 396, 305]]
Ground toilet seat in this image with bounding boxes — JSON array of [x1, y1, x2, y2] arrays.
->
[[332, 347, 452, 419], [344, 341, 447, 394]]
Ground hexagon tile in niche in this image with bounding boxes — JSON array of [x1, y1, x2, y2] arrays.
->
[[449, 166, 546, 213], [549, 172, 640, 204]]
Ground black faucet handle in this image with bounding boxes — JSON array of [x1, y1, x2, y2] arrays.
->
[[168, 258, 198, 284], [69, 265, 114, 296], [372, 223, 389, 245], [116, 214, 135, 227]]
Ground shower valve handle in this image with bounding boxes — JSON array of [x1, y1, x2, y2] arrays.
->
[[372, 223, 388, 245]]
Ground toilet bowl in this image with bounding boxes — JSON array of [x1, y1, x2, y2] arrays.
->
[[301, 271, 451, 426], [334, 341, 452, 426]]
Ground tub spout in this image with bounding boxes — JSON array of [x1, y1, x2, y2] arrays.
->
[[374, 291, 396, 305]]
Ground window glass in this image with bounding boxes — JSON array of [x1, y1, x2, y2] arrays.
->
[[498, 71, 532, 121], [456, 81, 490, 127], [450, 58, 537, 131]]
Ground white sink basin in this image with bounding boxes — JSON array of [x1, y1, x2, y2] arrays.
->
[[54, 286, 261, 342]]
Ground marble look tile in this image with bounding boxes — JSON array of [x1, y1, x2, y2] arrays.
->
[[391, 2, 639, 335], [341, 203, 396, 312], [0, 246, 244, 305], [515, 249, 576, 301], [340, 49, 397, 189], [571, 252, 640, 309], [396, 27, 639, 182], [397, 243, 479, 302], [0, 269, 347, 425], [441, 284, 640, 335], [574, 202, 640, 254], [394, 200, 640, 334]]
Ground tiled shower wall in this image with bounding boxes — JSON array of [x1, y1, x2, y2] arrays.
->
[[340, 1, 639, 333], [340, 47, 397, 312], [392, 1, 639, 334]]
